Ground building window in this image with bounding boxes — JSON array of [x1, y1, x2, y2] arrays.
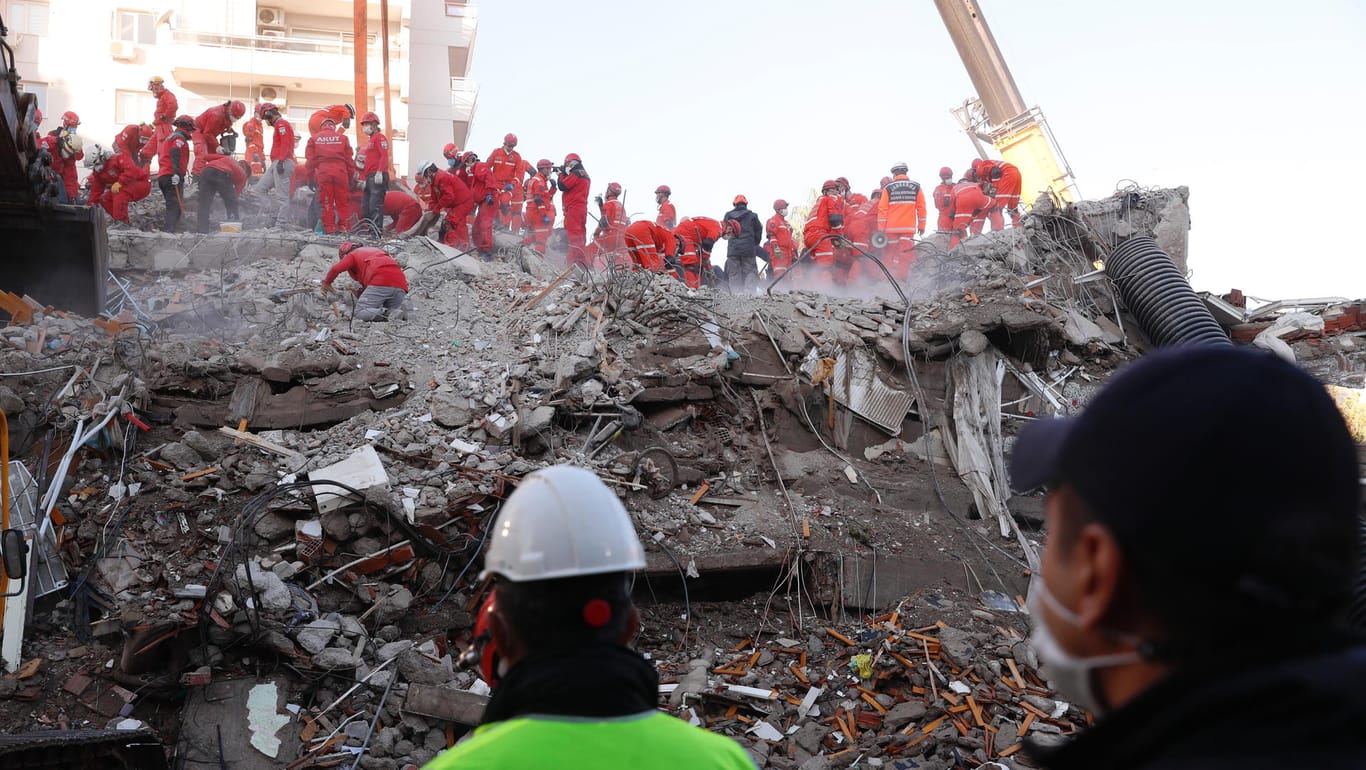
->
[[114, 90, 155, 125], [19, 82, 48, 113], [115, 10, 156, 44], [9, 2, 51, 36]]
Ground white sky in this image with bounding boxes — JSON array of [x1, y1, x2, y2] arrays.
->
[[463, 0, 1366, 300]]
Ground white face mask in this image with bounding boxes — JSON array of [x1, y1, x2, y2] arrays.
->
[[1026, 573, 1143, 715]]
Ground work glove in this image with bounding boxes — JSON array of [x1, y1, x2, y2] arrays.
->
[[111, 182, 122, 194], [917, 228, 925, 236], [172, 175, 183, 186], [369, 173, 382, 185], [593, 195, 603, 207]]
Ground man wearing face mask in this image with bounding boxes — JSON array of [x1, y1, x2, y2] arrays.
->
[[1008, 344, 1366, 770], [357, 112, 389, 230]]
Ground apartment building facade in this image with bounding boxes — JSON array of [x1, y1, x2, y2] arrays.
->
[[1, 0, 477, 177]]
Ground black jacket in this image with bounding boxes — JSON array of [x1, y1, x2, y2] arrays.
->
[[722, 205, 763, 257], [1029, 642, 1366, 770]]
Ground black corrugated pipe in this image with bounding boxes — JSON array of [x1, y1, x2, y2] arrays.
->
[[1106, 236, 1232, 347]]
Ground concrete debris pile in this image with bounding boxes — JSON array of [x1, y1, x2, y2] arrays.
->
[[0, 186, 1360, 767]]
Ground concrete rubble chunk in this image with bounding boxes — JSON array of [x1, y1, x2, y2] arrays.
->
[[396, 648, 452, 686], [159, 441, 203, 470], [295, 617, 339, 654], [312, 648, 363, 670]]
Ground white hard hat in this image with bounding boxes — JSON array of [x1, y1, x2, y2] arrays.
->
[[481, 465, 646, 582]]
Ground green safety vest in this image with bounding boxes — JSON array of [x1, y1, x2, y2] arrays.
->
[[422, 711, 756, 769]]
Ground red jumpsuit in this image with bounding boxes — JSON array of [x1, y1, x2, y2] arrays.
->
[[466, 161, 497, 253], [304, 126, 354, 234], [656, 200, 677, 230], [803, 193, 847, 283], [764, 213, 797, 278], [488, 147, 531, 232], [380, 191, 420, 232], [979, 160, 1023, 230], [324, 247, 410, 292], [269, 117, 296, 163], [523, 173, 556, 250], [243, 118, 265, 172], [673, 217, 722, 288], [948, 182, 992, 248], [623, 220, 674, 273], [87, 153, 151, 223], [192, 103, 236, 176], [877, 174, 928, 279], [308, 106, 353, 135], [113, 125, 147, 165], [596, 198, 628, 264], [431, 169, 475, 249], [153, 88, 178, 149], [557, 169, 591, 267], [41, 131, 82, 202], [933, 180, 955, 232]]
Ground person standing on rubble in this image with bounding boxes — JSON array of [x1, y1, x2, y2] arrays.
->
[[1009, 345, 1366, 770], [721, 195, 763, 294], [426, 465, 755, 770], [803, 180, 847, 286], [764, 200, 796, 280], [357, 112, 390, 231], [877, 162, 928, 279], [148, 76, 178, 152], [932, 166, 955, 233], [191, 100, 246, 178], [594, 182, 630, 265], [305, 116, 354, 235], [40, 112, 83, 203], [556, 153, 591, 267], [655, 185, 677, 230], [461, 151, 498, 259], [156, 115, 193, 232], [322, 242, 411, 322], [197, 155, 250, 233], [488, 133, 532, 233], [252, 103, 295, 227], [523, 159, 557, 252]]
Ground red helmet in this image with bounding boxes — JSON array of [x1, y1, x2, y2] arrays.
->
[[835, 176, 850, 190], [343, 103, 356, 119], [605, 182, 622, 197], [464, 593, 502, 687], [228, 100, 246, 120], [721, 219, 741, 238], [462, 151, 479, 164], [971, 158, 985, 171], [61, 111, 80, 128], [773, 199, 788, 211], [320, 116, 337, 128], [443, 143, 460, 160], [879, 176, 892, 188], [536, 158, 552, 169], [34, 108, 42, 126], [359, 111, 380, 125], [504, 133, 518, 147], [732, 194, 747, 206], [821, 179, 839, 193], [139, 123, 155, 142], [564, 152, 581, 165], [965, 168, 978, 182], [655, 185, 671, 195], [173, 114, 195, 131], [939, 166, 953, 180]]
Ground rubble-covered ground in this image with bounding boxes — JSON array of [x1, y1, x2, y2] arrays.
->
[[1, 185, 1362, 769]]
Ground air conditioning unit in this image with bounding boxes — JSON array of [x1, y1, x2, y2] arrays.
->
[[258, 85, 287, 104], [257, 7, 285, 28], [110, 40, 137, 61]]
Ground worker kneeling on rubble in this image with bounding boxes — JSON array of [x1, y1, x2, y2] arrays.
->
[[1008, 345, 1366, 770], [321, 242, 410, 322], [425, 465, 755, 770]]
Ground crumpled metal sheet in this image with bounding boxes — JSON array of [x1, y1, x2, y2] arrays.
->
[[829, 349, 915, 435]]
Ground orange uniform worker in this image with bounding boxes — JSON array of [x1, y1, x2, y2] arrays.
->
[[623, 220, 676, 273], [977, 159, 1023, 230], [932, 167, 955, 232], [877, 162, 928, 277], [948, 177, 992, 249], [672, 217, 723, 289], [304, 116, 354, 234], [191, 100, 245, 176], [523, 159, 557, 251], [764, 200, 797, 278], [308, 104, 355, 135], [655, 185, 676, 229], [488, 133, 533, 232], [594, 182, 629, 263], [148, 76, 178, 150], [84, 145, 151, 224], [803, 180, 847, 283], [243, 116, 265, 172]]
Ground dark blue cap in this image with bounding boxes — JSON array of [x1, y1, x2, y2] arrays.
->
[[1009, 345, 1361, 638]]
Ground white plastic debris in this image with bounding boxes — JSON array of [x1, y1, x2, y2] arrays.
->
[[747, 721, 784, 742]]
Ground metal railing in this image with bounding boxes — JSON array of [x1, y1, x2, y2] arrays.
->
[[445, 2, 479, 19], [450, 77, 478, 114], [172, 28, 400, 58]]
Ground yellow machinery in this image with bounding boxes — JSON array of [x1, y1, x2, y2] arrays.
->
[[934, 0, 1078, 205]]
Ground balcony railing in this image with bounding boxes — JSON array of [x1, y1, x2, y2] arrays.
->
[[446, 2, 479, 19], [450, 77, 478, 113], [172, 28, 399, 58]]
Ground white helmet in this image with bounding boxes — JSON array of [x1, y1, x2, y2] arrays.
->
[[60, 132, 83, 158], [417, 160, 438, 177], [481, 465, 646, 582], [82, 143, 110, 169]]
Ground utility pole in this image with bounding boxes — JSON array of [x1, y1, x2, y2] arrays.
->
[[353, 0, 368, 147]]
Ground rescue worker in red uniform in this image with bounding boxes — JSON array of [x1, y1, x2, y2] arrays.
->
[[803, 180, 847, 286], [322, 242, 411, 322], [764, 200, 797, 279], [594, 182, 629, 264], [384, 190, 423, 233], [84, 145, 151, 224], [148, 76, 178, 152], [843, 192, 878, 280], [977, 159, 1023, 230], [623, 220, 676, 273], [655, 185, 676, 229], [243, 116, 265, 173], [488, 133, 532, 233], [672, 217, 723, 289], [357, 111, 390, 231], [948, 176, 992, 249], [443, 142, 462, 170], [307, 104, 354, 135], [157, 115, 193, 231], [877, 162, 928, 279], [305, 116, 354, 234], [112, 124, 153, 167], [419, 160, 475, 249], [556, 153, 591, 267], [41, 112, 83, 203], [198, 155, 250, 233], [523, 159, 556, 251], [192, 101, 246, 177], [253, 103, 296, 227], [460, 151, 497, 259], [932, 166, 955, 233]]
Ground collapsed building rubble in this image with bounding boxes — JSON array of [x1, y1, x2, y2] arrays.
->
[[0, 185, 1362, 769]]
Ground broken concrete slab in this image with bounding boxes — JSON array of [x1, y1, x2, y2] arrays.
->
[[311, 445, 390, 515], [403, 683, 489, 727]]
